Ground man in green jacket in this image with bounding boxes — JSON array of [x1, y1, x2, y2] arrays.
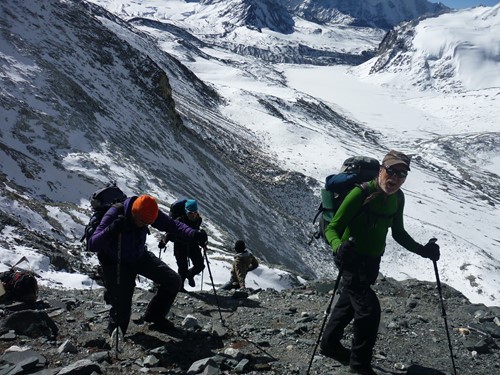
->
[[320, 150, 440, 375]]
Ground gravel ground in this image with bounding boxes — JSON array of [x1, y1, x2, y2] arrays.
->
[[1, 273, 499, 375]]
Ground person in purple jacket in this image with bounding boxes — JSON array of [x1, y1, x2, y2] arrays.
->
[[89, 194, 208, 334]]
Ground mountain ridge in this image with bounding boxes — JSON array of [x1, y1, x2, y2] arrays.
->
[[282, 0, 450, 29]]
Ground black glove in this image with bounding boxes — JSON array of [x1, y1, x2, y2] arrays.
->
[[158, 233, 171, 249], [417, 239, 440, 261], [194, 229, 208, 246], [335, 239, 356, 268], [106, 215, 126, 236]]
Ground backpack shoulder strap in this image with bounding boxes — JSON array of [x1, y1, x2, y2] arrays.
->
[[361, 184, 404, 219], [112, 202, 125, 213], [359, 182, 372, 199], [350, 182, 373, 219], [395, 188, 404, 206]]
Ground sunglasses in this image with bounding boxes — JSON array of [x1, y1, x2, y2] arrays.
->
[[384, 166, 408, 178]]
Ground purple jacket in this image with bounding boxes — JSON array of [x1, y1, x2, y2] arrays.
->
[[88, 196, 198, 263]]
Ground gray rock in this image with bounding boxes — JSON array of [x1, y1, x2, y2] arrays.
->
[[1, 310, 58, 337], [57, 359, 101, 375], [142, 354, 160, 367], [1, 348, 46, 367], [233, 358, 250, 373], [201, 363, 220, 375], [58, 339, 78, 354], [182, 314, 199, 329], [187, 358, 217, 375]]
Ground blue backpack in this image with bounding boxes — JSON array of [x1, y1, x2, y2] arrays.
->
[[169, 197, 188, 219], [310, 156, 380, 244]]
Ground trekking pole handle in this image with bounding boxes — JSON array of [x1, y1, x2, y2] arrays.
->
[[429, 238, 440, 289]]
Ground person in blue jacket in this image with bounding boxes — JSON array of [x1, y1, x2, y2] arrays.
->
[[171, 199, 205, 291], [89, 194, 208, 334]]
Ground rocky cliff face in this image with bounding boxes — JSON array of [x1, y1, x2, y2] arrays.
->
[[1, 273, 499, 374]]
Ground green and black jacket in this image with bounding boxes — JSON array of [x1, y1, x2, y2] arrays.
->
[[325, 179, 421, 257]]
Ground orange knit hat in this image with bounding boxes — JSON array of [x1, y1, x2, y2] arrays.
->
[[132, 195, 159, 224]]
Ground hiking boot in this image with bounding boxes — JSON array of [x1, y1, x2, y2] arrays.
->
[[143, 316, 175, 332], [319, 343, 351, 364], [349, 365, 378, 375], [187, 276, 195, 287]]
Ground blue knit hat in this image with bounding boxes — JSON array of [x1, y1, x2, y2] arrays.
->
[[185, 199, 198, 213]]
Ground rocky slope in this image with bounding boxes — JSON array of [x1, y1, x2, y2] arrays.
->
[[0, 0, 331, 280], [1, 267, 499, 375]]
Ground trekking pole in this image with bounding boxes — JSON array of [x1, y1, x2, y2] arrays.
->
[[306, 270, 343, 375], [201, 245, 224, 325], [12, 256, 30, 269], [433, 259, 458, 375], [200, 269, 204, 292], [114, 234, 122, 359], [89, 278, 94, 307]]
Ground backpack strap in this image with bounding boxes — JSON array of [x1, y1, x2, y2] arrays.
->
[[359, 182, 371, 198], [112, 202, 125, 212], [359, 183, 403, 220], [349, 182, 372, 220]]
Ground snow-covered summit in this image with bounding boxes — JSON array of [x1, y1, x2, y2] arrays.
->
[[283, 0, 450, 28], [358, 4, 500, 92]]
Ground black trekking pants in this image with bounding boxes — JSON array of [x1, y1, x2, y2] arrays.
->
[[100, 250, 181, 335], [174, 244, 205, 284], [321, 265, 381, 367]]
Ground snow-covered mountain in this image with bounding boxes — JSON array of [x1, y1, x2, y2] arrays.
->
[[1, 0, 499, 305], [367, 4, 500, 92], [201, 0, 295, 34], [283, 0, 449, 28]]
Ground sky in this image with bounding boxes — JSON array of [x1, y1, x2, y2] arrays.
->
[[432, 0, 499, 8], [1, 0, 499, 306]]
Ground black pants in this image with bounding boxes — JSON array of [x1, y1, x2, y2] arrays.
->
[[321, 258, 381, 367], [100, 250, 181, 335], [174, 245, 205, 285]]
